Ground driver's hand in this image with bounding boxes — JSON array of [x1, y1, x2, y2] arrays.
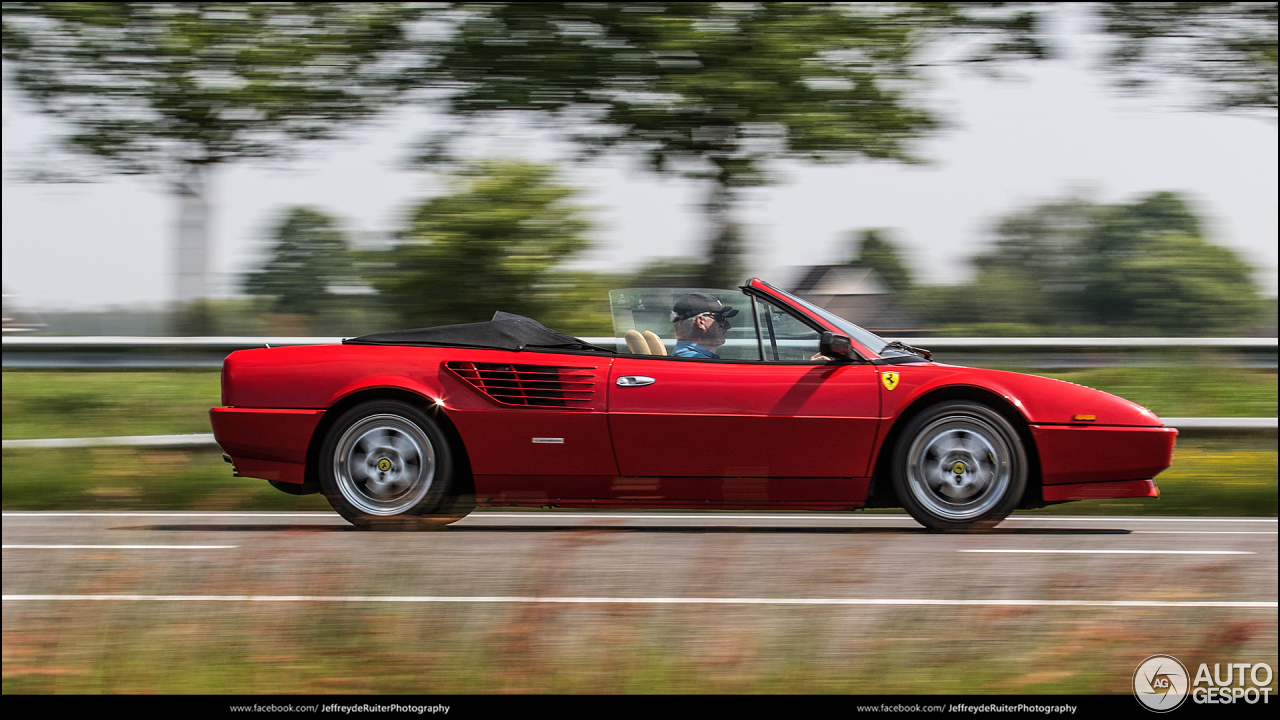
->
[[810, 352, 831, 362]]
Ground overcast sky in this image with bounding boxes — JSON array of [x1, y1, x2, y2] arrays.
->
[[3, 14, 1276, 312]]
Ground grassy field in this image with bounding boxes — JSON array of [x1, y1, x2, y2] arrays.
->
[[4, 599, 1274, 693], [1022, 366, 1278, 419], [3, 367, 1276, 441], [3, 369, 1275, 514], [1, 437, 1273, 516], [2, 372, 220, 440]]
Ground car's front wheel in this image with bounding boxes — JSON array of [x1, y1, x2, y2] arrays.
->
[[892, 401, 1027, 532], [319, 400, 467, 530]]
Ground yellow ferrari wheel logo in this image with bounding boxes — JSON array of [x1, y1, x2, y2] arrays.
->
[[952, 461, 966, 475], [881, 371, 900, 391], [377, 458, 392, 472]]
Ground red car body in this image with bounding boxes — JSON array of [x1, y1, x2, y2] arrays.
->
[[210, 279, 1176, 529]]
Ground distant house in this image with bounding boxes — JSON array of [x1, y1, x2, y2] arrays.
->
[[788, 265, 923, 335]]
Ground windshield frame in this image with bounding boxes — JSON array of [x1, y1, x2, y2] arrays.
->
[[743, 278, 920, 361]]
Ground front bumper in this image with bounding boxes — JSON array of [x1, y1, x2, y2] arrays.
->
[[1030, 424, 1178, 491]]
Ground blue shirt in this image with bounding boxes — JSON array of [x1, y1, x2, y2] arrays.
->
[[672, 340, 719, 359]]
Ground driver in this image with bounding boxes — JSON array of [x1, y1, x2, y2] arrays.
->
[[670, 293, 738, 359]]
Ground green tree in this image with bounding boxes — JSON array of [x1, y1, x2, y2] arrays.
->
[[1094, 2, 1277, 114], [919, 192, 1264, 335], [2, 2, 420, 304], [1124, 234, 1265, 335], [244, 207, 351, 316], [910, 266, 1052, 336], [853, 229, 914, 293], [419, 3, 1047, 287], [372, 160, 595, 328]]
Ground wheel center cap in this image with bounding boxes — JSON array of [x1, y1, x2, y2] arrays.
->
[[377, 458, 393, 472], [952, 461, 967, 475]]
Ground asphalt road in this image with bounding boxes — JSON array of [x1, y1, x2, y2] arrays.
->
[[3, 511, 1275, 608], [4, 510, 1276, 693]]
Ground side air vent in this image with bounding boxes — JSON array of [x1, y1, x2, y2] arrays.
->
[[445, 362, 595, 409]]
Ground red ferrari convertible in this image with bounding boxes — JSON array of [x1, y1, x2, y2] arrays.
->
[[210, 278, 1176, 531]]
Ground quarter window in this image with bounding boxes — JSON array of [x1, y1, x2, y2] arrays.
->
[[755, 299, 823, 362]]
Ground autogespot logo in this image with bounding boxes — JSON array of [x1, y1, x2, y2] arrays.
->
[[1135, 655, 1190, 712]]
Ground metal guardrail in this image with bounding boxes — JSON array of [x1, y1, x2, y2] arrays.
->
[[5, 336, 1277, 348], [5, 338, 1271, 450], [4, 434, 220, 449], [4, 336, 1277, 370], [4, 416, 1275, 450]]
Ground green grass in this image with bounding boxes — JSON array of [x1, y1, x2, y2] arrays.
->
[[3, 368, 1275, 442], [0, 447, 329, 511], [2, 372, 221, 440], [4, 583, 1275, 693], [1014, 367, 1277, 419]]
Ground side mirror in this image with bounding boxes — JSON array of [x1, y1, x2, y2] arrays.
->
[[819, 332, 852, 359]]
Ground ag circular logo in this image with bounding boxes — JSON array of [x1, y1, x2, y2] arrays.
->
[[1134, 655, 1190, 712]]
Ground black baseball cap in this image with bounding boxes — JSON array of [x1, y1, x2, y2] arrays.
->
[[671, 292, 739, 322]]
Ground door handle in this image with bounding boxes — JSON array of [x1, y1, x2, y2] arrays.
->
[[616, 376, 656, 387]]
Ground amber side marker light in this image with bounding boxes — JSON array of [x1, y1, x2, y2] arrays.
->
[[1072, 414, 1096, 422]]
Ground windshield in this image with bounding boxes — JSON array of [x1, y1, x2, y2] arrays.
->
[[608, 283, 925, 361], [760, 283, 918, 359]]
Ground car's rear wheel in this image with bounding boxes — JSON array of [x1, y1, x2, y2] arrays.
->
[[892, 401, 1027, 532], [319, 400, 468, 530]]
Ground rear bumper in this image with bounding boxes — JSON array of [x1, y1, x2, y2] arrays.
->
[[209, 407, 325, 484], [1031, 424, 1177, 486]]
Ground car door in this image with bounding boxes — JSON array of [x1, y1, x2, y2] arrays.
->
[[606, 295, 881, 502]]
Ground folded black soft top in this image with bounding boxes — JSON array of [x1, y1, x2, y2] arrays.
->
[[343, 311, 613, 354]]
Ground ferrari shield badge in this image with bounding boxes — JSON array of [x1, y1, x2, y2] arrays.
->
[[881, 371, 900, 391]]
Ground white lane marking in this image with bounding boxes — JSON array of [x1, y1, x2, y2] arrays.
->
[[2, 544, 237, 550], [459, 514, 1280, 523], [1133, 531, 1277, 535], [1, 512, 335, 518], [960, 549, 1254, 555], [1, 594, 1274, 609]]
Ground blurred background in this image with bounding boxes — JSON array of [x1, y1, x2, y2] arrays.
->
[[2, 3, 1275, 482], [2, 0, 1275, 503], [1, 3, 1275, 695], [1, 2, 1275, 338]]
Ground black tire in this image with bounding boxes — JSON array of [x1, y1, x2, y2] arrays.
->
[[892, 401, 1027, 532], [319, 400, 469, 530]]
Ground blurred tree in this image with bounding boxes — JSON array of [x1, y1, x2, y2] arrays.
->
[[853, 229, 914, 293], [1093, 2, 1277, 114], [1, 2, 421, 306], [417, 3, 1048, 287], [917, 192, 1264, 335], [909, 267, 1053, 336], [243, 207, 351, 316], [371, 160, 595, 328], [1124, 234, 1265, 335], [630, 259, 712, 289]]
